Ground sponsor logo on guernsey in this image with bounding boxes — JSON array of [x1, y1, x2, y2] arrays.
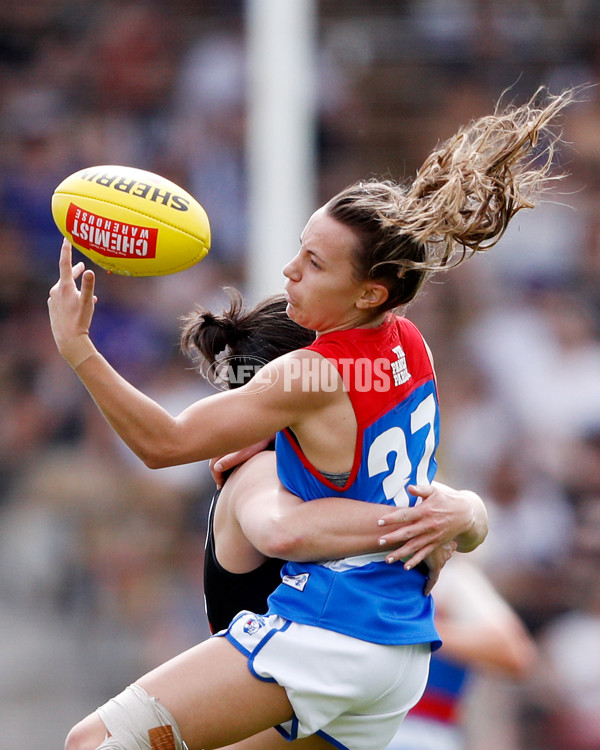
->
[[242, 614, 266, 635], [282, 572, 309, 591], [391, 344, 411, 386], [67, 203, 158, 259]]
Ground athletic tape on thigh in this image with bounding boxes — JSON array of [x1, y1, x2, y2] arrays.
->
[[96, 683, 187, 750]]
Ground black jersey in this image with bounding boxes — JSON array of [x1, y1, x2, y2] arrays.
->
[[204, 489, 285, 633]]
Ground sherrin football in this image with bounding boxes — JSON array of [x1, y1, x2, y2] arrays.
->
[[51, 165, 211, 276]]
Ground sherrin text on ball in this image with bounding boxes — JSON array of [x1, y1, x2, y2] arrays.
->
[[51, 165, 211, 276]]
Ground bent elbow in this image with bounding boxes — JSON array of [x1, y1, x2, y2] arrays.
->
[[259, 531, 294, 560], [508, 640, 539, 681], [143, 454, 167, 470], [490, 624, 539, 681], [138, 435, 190, 470], [138, 446, 172, 470], [259, 517, 305, 560]]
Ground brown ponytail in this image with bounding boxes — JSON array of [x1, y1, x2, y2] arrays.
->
[[181, 288, 315, 388], [327, 86, 583, 312]]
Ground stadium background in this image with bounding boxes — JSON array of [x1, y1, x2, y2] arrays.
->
[[1, 2, 600, 748]]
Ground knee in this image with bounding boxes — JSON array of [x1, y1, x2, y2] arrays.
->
[[65, 714, 107, 750]]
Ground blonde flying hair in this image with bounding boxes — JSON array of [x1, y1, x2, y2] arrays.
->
[[326, 86, 582, 311]]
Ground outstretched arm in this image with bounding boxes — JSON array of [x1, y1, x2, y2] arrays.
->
[[47, 241, 327, 467]]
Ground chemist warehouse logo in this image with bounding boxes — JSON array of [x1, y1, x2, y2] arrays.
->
[[206, 347, 411, 394], [66, 203, 158, 259]]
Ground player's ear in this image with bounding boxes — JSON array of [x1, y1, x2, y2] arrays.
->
[[356, 282, 389, 310]]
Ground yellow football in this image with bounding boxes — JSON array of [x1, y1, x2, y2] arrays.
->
[[51, 165, 211, 276]]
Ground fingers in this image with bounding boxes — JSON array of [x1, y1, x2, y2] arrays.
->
[[55, 239, 96, 304], [72, 261, 86, 280], [379, 521, 447, 561], [58, 239, 90, 281], [401, 543, 435, 569], [378, 508, 426, 536], [381, 537, 435, 567], [423, 569, 439, 597], [379, 517, 450, 564], [212, 452, 236, 473], [407, 483, 434, 500], [422, 541, 457, 595], [377, 507, 431, 550], [378, 495, 430, 526], [211, 442, 270, 489], [378, 484, 442, 526], [213, 440, 272, 474], [58, 239, 89, 285], [209, 456, 227, 489], [379, 524, 427, 547], [58, 238, 74, 281], [80, 269, 96, 306], [378, 507, 413, 526]]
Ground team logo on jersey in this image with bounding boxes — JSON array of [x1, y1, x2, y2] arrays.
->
[[391, 345, 411, 386], [282, 572, 310, 591], [242, 614, 267, 634]]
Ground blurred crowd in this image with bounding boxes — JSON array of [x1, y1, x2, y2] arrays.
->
[[1, 1, 600, 749]]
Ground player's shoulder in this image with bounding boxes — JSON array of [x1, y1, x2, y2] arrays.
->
[[394, 314, 427, 342], [240, 348, 343, 407]]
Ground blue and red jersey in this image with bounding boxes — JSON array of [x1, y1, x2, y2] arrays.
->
[[267, 315, 441, 647], [409, 655, 468, 724]]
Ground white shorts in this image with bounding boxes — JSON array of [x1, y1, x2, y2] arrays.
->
[[220, 611, 431, 750]]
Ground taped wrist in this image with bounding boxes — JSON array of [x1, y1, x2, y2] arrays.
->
[[61, 335, 97, 370], [96, 684, 187, 750]]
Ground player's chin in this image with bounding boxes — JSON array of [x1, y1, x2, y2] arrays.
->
[[286, 303, 312, 330], [285, 300, 299, 321]]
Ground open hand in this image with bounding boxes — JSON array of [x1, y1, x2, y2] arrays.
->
[[47, 239, 98, 368], [377, 482, 475, 571]]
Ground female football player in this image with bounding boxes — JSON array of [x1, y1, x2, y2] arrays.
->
[[49, 87, 575, 750], [181, 289, 483, 633]]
